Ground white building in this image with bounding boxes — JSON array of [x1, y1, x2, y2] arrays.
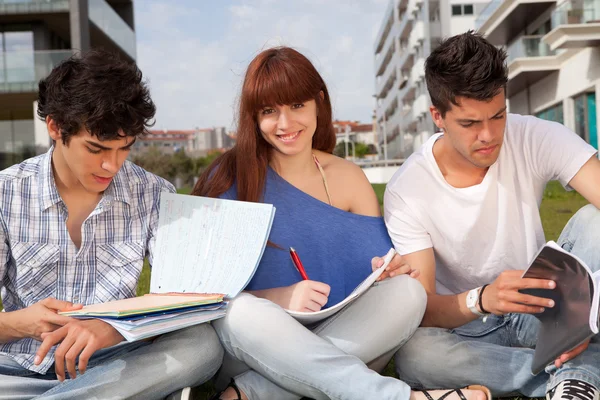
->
[[477, 0, 600, 150], [373, 0, 490, 159], [131, 127, 234, 157]]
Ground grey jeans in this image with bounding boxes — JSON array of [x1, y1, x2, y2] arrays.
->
[[0, 323, 224, 400], [213, 274, 427, 400], [395, 204, 600, 397]]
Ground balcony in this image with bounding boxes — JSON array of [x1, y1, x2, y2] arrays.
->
[[398, 2, 415, 40], [89, 0, 136, 60], [543, 0, 600, 50], [0, 50, 72, 93], [477, 0, 557, 45], [505, 36, 563, 96], [376, 56, 398, 100], [375, 1, 395, 55], [0, 0, 69, 14], [375, 26, 397, 76], [410, 57, 425, 84], [408, 20, 425, 50]]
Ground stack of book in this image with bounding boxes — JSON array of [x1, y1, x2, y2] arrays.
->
[[61, 293, 228, 341]]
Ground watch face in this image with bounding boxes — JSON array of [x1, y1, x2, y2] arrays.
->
[[467, 290, 478, 307]]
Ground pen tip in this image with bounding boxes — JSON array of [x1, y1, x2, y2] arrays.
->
[[290, 247, 295, 252]]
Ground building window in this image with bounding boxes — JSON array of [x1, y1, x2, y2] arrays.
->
[[574, 92, 598, 149], [452, 4, 474, 16], [536, 103, 564, 125]]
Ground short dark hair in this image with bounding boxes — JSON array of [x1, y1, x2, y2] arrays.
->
[[37, 49, 156, 144], [425, 31, 508, 117]]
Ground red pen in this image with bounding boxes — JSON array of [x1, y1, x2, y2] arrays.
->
[[289, 247, 309, 280]]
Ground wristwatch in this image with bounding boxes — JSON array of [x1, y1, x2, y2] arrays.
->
[[466, 287, 486, 316]]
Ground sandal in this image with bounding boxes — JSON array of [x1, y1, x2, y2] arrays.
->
[[419, 385, 492, 400], [209, 378, 243, 400]]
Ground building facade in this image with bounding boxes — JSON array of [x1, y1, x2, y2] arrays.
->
[[0, 0, 136, 170], [477, 0, 600, 149], [131, 127, 234, 157], [373, 0, 489, 159]]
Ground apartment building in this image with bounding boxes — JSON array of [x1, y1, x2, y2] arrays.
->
[[131, 127, 234, 158], [477, 0, 600, 149], [373, 0, 489, 159], [0, 0, 136, 170]]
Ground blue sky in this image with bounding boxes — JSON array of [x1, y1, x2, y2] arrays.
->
[[134, 0, 389, 130]]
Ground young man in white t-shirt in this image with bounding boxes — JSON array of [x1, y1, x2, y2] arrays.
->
[[384, 31, 600, 400]]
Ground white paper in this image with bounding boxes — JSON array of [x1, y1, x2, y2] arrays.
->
[[102, 309, 227, 341], [150, 193, 275, 298], [286, 248, 396, 324]]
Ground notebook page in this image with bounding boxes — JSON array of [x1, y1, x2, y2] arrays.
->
[[592, 270, 600, 333], [150, 193, 275, 297]]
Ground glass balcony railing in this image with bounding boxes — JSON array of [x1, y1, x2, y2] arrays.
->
[[0, 0, 69, 13], [88, 0, 136, 59], [506, 35, 556, 62], [551, 0, 600, 27], [475, 0, 503, 30], [0, 50, 73, 93]]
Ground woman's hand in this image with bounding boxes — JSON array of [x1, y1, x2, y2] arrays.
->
[[249, 281, 331, 312], [373, 253, 419, 282]]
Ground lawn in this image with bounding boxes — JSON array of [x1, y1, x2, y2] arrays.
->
[[0, 181, 587, 399]]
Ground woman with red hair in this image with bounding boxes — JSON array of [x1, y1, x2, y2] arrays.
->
[[194, 47, 489, 400]]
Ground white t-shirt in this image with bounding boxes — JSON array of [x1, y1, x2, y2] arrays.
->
[[384, 113, 597, 295]]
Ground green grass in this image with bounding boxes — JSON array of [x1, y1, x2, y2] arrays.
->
[[1, 182, 588, 399]]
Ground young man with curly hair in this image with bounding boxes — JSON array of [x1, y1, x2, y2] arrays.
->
[[0, 50, 223, 399], [384, 32, 600, 400]]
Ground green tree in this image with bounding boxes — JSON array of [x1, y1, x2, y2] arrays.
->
[[131, 147, 176, 182]]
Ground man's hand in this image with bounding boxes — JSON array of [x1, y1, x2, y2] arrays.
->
[[555, 339, 590, 368], [35, 319, 124, 381], [6, 298, 82, 341], [481, 270, 556, 315], [374, 253, 419, 282]]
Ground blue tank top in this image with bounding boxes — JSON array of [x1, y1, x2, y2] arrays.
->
[[223, 167, 394, 308]]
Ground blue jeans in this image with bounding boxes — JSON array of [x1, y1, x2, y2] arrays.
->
[[0, 323, 224, 400], [213, 274, 427, 400], [395, 204, 600, 397]]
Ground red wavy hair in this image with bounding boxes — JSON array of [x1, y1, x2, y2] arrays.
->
[[192, 47, 336, 202]]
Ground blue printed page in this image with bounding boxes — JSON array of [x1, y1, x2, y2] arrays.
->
[[150, 193, 275, 298]]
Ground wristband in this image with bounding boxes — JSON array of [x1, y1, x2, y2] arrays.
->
[[478, 284, 490, 314]]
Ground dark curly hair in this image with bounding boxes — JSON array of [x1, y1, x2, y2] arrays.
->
[[37, 49, 156, 144], [425, 31, 508, 117]]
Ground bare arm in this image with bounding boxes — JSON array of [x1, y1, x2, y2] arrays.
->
[[568, 155, 600, 207], [403, 248, 478, 328], [403, 248, 557, 329], [0, 312, 21, 343]]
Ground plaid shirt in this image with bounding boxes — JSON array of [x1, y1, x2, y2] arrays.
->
[[0, 147, 174, 373]]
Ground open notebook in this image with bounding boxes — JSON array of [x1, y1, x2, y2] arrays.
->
[[60, 193, 276, 341], [286, 248, 397, 324], [520, 241, 600, 374]]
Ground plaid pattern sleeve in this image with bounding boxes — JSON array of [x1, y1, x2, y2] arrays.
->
[[0, 211, 8, 288], [0, 148, 175, 374]]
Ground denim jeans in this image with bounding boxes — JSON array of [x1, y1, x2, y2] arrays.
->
[[213, 274, 427, 400], [395, 204, 600, 397], [0, 323, 224, 400]]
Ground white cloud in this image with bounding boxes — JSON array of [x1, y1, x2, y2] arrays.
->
[[136, 0, 389, 130]]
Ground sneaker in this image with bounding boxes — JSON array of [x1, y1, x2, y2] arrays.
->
[[547, 379, 599, 400], [165, 387, 192, 400]]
